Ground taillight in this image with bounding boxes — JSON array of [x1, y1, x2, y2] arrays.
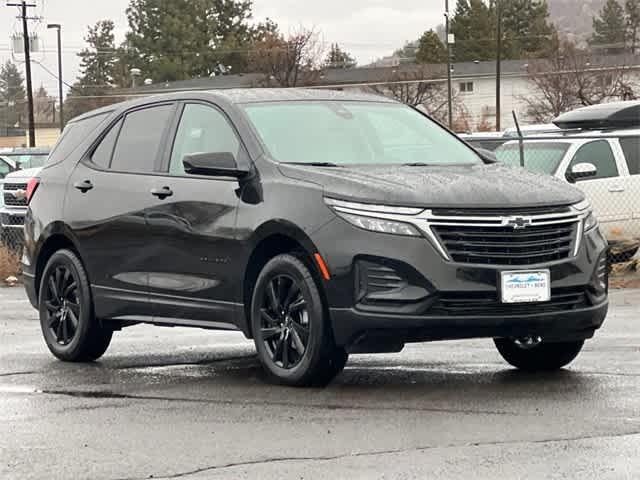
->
[[26, 177, 40, 204]]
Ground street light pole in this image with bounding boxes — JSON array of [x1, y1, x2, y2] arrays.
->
[[445, 0, 453, 129], [47, 24, 63, 132]]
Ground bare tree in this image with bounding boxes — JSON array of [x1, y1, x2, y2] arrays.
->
[[523, 40, 638, 122], [367, 66, 455, 124], [249, 27, 324, 87]]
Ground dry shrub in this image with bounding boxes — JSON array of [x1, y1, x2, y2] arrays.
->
[[0, 246, 21, 283]]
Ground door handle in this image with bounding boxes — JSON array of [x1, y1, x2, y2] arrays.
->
[[73, 180, 93, 193], [608, 185, 625, 193], [151, 186, 173, 199]]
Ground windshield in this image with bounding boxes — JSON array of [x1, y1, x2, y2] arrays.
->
[[243, 101, 481, 166], [494, 142, 570, 175], [5, 154, 48, 169]]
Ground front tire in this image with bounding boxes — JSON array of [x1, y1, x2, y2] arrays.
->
[[494, 338, 584, 372], [251, 254, 347, 387], [39, 249, 113, 362]]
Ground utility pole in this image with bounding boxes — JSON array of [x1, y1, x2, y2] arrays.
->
[[445, 0, 453, 129], [7, 1, 37, 146], [47, 24, 63, 132], [495, 0, 502, 132]]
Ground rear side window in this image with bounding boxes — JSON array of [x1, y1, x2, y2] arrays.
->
[[569, 140, 619, 180], [619, 137, 640, 175], [47, 113, 109, 166], [110, 105, 174, 173], [91, 120, 122, 169]]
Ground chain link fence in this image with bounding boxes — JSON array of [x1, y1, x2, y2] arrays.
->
[[466, 132, 640, 287]]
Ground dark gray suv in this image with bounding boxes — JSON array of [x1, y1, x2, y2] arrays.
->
[[22, 89, 609, 386]]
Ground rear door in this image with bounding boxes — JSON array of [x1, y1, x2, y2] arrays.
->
[[144, 102, 247, 326], [65, 103, 177, 320], [562, 139, 629, 238]]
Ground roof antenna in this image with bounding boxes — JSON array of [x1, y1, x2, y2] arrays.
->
[[512, 110, 525, 168]]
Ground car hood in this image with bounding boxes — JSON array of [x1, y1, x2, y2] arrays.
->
[[4, 167, 42, 181], [278, 162, 584, 208]]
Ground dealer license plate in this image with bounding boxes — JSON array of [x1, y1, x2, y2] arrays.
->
[[500, 270, 551, 304]]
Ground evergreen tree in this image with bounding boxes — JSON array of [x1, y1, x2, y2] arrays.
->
[[450, 0, 496, 62], [627, 0, 640, 53], [64, 20, 121, 122], [0, 61, 26, 130], [325, 43, 356, 69], [415, 30, 447, 64], [500, 0, 554, 59], [77, 20, 117, 88], [591, 0, 627, 53], [125, 0, 258, 82]]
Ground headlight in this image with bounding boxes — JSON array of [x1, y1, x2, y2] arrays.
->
[[325, 198, 422, 237], [572, 200, 598, 232], [583, 211, 598, 232], [338, 212, 421, 236]]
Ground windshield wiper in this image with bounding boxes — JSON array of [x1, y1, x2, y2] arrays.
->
[[402, 162, 433, 167], [284, 162, 343, 167]]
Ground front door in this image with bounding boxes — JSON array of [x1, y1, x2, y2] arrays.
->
[[563, 139, 629, 239], [144, 102, 247, 326]]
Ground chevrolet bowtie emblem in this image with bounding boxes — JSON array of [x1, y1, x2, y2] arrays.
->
[[11, 189, 27, 200], [505, 216, 532, 229]]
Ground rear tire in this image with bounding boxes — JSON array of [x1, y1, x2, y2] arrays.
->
[[39, 249, 113, 362], [251, 254, 347, 387], [494, 338, 584, 372]]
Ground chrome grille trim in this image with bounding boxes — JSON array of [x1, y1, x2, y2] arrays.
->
[[324, 198, 588, 264]]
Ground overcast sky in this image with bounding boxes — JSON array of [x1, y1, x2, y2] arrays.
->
[[0, 0, 451, 99]]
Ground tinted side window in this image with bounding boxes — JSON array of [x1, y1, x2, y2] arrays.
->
[[619, 137, 640, 175], [47, 113, 109, 166], [111, 105, 174, 173], [169, 104, 241, 175], [91, 120, 122, 168], [569, 140, 619, 180]]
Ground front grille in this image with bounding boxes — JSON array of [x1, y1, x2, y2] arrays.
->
[[430, 287, 589, 316], [0, 213, 25, 226], [2, 182, 28, 207], [429, 208, 580, 266]]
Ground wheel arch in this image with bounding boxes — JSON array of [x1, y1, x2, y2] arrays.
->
[[33, 223, 84, 298], [240, 220, 326, 338]]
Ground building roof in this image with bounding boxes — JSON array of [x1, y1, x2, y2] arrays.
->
[[116, 53, 640, 97]]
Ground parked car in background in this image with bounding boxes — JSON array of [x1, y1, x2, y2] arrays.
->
[[23, 89, 608, 386], [494, 101, 640, 261], [0, 148, 49, 248], [460, 124, 562, 152], [1, 167, 42, 247], [0, 147, 50, 170], [0, 155, 18, 178]]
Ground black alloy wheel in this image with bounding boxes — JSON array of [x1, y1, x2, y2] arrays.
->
[[43, 265, 80, 346], [260, 274, 310, 370], [39, 249, 113, 362], [251, 254, 348, 387]]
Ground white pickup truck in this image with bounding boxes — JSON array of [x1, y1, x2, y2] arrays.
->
[[496, 128, 640, 260]]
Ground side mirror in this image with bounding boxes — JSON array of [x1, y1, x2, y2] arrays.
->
[[475, 147, 498, 164], [183, 152, 249, 178], [567, 162, 597, 183]]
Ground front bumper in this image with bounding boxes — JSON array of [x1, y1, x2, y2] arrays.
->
[[312, 217, 610, 347], [1, 208, 26, 229]]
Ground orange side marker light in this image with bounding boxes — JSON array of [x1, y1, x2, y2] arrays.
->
[[314, 253, 331, 281]]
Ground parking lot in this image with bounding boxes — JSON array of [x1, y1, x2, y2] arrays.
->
[[0, 286, 637, 479]]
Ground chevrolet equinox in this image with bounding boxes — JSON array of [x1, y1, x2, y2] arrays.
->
[[22, 89, 609, 386]]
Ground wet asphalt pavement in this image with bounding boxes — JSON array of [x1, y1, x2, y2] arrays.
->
[[1, 286, 639, 480]]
